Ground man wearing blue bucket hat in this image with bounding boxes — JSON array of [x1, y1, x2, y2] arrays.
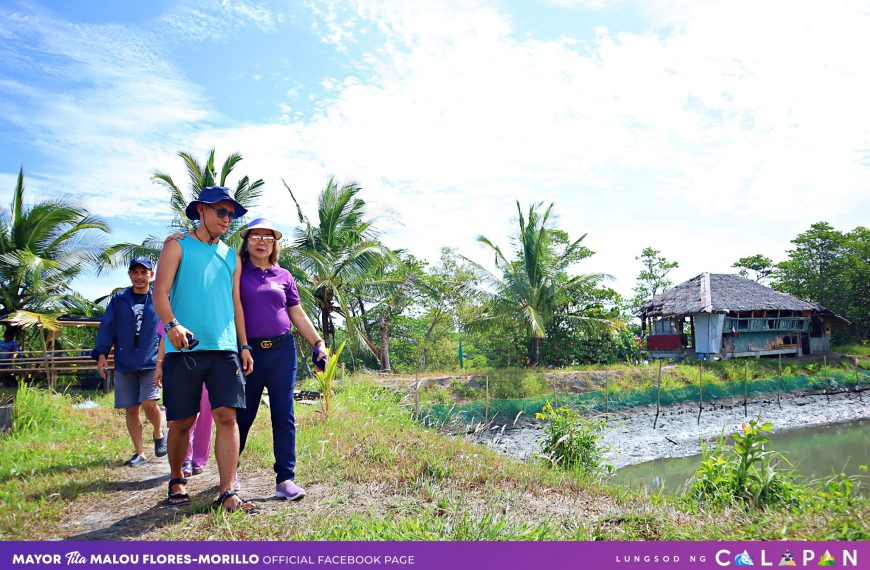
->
[[92, 256, 166, 468], [153, 185, 256, 512]]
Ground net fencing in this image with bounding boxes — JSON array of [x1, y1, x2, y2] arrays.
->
[[420, 369, 870, 426]]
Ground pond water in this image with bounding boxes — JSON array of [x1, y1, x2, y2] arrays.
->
[[612, 418, 869, 496]]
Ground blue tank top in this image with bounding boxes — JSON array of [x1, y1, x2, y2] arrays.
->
[[165, 236, 237, 353]]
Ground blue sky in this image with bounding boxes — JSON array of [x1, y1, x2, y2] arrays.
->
[[2, 0, 869, 302]]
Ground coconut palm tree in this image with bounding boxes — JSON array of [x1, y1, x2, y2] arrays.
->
[[0, 167, 109, 334], [471, 201, 614, 367], [99, 149, 264, 270], [283, 177, 393, 353]]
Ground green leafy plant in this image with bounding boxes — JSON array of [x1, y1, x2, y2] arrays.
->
[[686, 419, 803, 511], [535, 402, 611, 475], [314, 341, 346, 418]]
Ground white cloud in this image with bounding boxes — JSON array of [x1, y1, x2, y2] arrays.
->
[[276, 0, 870, 295], [0, 4, 214, 220], [2, 0, 869, 302], [159, 0, 284, 41]]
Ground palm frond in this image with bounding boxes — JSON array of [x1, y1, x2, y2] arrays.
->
[[9, 310, 62, 332]]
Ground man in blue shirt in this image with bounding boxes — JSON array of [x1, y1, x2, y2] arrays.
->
[[154, 186, 254, 512], [92, 257, 167, 467]]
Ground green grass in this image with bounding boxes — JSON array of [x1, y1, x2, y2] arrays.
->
[[834, 343, 870, 357], [0, 384, 128, 539], [0, 376, 866, 541]]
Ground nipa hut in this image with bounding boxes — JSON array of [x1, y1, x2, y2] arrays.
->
[[639, 273, 848, 360]]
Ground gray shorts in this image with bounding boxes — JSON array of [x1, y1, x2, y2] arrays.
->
[[114, 368, 160, 408]]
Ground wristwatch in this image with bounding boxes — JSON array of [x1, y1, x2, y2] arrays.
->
[[164, 319, 180, 333], [239, 344, 252, 352]]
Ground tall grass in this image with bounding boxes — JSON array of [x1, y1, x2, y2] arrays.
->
[[0, 384, 126, 539], [833, 343, 870, 357], [10, 382, 73, 435]]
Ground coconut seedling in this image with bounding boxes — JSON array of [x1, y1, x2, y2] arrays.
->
[[314, 341, 346, 418]]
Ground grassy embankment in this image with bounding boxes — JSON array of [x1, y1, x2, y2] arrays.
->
[[414, 354, 869, 405], [0, 373, 866, 541]]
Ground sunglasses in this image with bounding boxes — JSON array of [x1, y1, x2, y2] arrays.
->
[[207, 204, 238, 220], [248, 235, 276, 244]]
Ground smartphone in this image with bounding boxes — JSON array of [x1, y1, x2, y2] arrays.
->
[[186, 333, 200, 350]]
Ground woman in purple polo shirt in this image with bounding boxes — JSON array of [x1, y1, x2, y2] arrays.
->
[[237, 218, 326, 501]]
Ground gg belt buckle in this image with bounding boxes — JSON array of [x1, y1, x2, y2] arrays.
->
[[260, 339, 273, 349]]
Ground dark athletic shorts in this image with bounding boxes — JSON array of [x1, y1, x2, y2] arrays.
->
[[162, 350, 246, 421]]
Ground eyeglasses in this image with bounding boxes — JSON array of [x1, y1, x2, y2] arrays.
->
[[248, 235, 276, 244], [207, 205, 238, 220]]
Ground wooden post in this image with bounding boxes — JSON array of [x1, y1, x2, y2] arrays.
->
[[824, 354, 830, 403], [49, 330, 57, 389], [484, 375, 490, 423], [37, 320, 52, 389], [743, 359, 749, 417], [697, 359, 703, 425], [414, 370, 420, 420], [653, 359, 663, 429], [552, 375, 558, 407], [777, 353, 782, 410]]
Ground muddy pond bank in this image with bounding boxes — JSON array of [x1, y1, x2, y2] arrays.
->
[[468, 388, 870, 469]]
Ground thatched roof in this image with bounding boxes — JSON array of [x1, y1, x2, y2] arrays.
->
[[639, 273, 822, 317]]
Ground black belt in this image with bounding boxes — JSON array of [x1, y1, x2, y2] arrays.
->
[[249, 332, 292, 350]]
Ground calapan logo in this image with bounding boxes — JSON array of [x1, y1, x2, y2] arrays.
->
[[716, 548, 858, 567]]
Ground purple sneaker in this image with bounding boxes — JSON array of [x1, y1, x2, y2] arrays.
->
[[275, 479, 306, 501], [232, 473, 241, 491], [181, 460, 193, 477]]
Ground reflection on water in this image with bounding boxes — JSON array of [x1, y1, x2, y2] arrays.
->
[[613, 419, 869, 496]]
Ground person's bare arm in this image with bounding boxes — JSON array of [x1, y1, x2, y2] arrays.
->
[[233, 254, 253, 375], [288, 305, 327, 368], [154, 337, 166, 388], [288, 305, 325, 349], [153, 239, 192, 350]]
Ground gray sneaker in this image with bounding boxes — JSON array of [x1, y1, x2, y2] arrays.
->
[[123, 454, 148, 468]]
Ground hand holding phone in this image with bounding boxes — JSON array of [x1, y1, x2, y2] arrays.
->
[[185, 333, 200, 350], [312, 345, 327, 372]]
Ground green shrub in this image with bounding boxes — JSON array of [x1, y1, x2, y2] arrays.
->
[[487, 369, 549, 399], [10, 382, 71, 436], [685, 419, 803, 511], [535, 402, 611, 475], [812, 466, 869, 540], [419, 383, 453, 404], [450, 379, 482, 400]]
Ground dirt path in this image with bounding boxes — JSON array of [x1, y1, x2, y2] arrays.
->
[[52, 454, 297, 540], [51, 451, 631, 541]]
